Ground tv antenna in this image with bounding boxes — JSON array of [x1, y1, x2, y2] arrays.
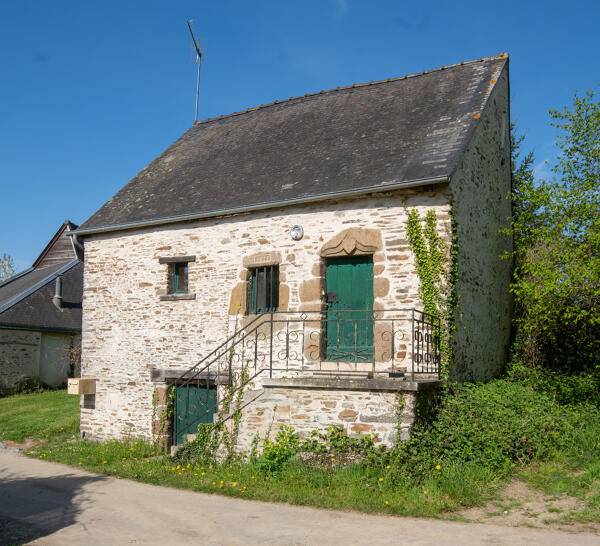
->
[[186, 20, 202, 123]]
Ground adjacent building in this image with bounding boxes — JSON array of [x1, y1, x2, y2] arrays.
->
[[0, 221, 83, 390]]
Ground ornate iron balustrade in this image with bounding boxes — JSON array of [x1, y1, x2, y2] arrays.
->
[[171, 308, 441, 444]]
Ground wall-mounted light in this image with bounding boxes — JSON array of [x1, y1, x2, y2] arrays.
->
[[290, 225, 304, 241]]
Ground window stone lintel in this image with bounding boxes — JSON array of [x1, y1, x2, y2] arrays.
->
[[158, 256, 196, 264], [159, 293, 196, 301]]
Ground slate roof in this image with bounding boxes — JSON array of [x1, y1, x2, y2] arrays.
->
[[0, 221, 82, 332], [0, 261, 82, 332], [78, 54, 508, 235]]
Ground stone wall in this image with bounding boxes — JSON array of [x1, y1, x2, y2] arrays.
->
[[0, 329, 41, 388], [80, 187, 451, 441], [230, 377, 430, 451], [0, 329, 75, 389], [449, 61, 513, 381]]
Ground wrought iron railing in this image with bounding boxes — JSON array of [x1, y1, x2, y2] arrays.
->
[[171, 308, 441, 445]]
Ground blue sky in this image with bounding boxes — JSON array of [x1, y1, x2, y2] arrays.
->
[[1, 0, 598, 271]]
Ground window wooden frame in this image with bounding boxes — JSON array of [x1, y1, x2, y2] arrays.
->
[[248, 265, 279, 314]]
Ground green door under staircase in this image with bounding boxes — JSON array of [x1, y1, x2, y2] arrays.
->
[[173, 385, 217, 445], [325, 256, 374, 361]]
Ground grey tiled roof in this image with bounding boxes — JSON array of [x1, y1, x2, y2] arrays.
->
[[0, 261, 82, 332], [79, 55, 508, 233]]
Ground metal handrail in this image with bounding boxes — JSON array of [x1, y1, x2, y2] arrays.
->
[[171, 307, 442, 445]]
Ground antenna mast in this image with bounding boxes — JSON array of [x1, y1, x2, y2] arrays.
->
[[186, 20, 202, 123]]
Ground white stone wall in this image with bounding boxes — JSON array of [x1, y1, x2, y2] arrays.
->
[[80, 187, 451, 440], [0, 329, 41, 388], [449, 61, 513, 381]]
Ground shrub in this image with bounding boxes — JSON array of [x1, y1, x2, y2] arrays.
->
[[300, 425, 380, 456], [256, 425, 300, 474], [390, 380, 595, 480]]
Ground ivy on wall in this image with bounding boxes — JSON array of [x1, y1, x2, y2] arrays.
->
[[406, 209, 459, 380]]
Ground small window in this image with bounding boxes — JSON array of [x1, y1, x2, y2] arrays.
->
[[248, 265, 279, 314], [169, 262, 189, 294]]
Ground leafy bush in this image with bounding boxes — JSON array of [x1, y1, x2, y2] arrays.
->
[[300, 425, 379, 456], [509, 89, 600, 374], [390, 380, 596, 480], [256, 425, 300, 473]]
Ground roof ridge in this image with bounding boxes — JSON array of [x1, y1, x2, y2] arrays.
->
[[194, 53, 508, 127]]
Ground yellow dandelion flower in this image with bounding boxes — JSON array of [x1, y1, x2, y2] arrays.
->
[[220, 480, 224, 484], [78, 462, 83, 465], [233, 482, 237, 487], [171, 467, 175, 471], [187, 463, 191, 468], [386, 465, 391, 469], [212, 482, 216, 485], [423, 490, 428, 495], [385, 501, 389, 505], [201, 472, 206, 476], [331, 457, 335, 461], [378, 477, 383, 482], [435, 464, 441, 470], [251, 476, 255, 479], [176, 464, 181, 469], [103, 461, 107, 464]]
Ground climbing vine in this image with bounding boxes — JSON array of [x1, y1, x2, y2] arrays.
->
[[406, 208, 459, 380]]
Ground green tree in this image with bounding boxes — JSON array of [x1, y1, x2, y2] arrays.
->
[[0, 253, 15, 281], [510, 88, 600, 373]]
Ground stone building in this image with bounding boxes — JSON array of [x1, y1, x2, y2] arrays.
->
[[72, 54, 512, 449], [0, 221, 83, 390]]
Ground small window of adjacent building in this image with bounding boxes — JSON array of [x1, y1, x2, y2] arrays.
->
[[248, 265, 279, 314], [170, 262, 189, 294]]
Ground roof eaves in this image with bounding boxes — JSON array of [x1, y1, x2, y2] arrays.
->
[[0, 259, 80, 315], [72, 175, 449, 238], [0, 324, 81, 334]]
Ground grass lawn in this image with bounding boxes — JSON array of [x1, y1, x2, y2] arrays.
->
[[0, 390, 79, 442], [1, 388, 599, 526]]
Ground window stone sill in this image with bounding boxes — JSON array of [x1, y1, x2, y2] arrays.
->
[[159, 293, 196, 301]]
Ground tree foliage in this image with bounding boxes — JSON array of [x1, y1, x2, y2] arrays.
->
[[510, 88, 600, 373], [0, 253, 15, 282]]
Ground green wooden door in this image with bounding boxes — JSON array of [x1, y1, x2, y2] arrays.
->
[[173, 385, 217, 445], [326, 256, 374, 361]]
